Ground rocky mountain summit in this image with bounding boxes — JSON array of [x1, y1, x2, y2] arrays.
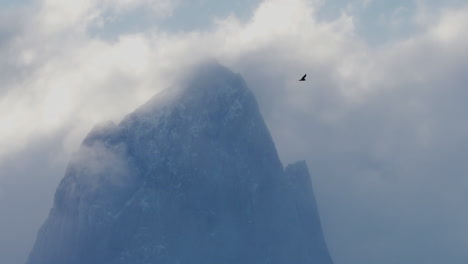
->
[[27, 63, 333, 264]]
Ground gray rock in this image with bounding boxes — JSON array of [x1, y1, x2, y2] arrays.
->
[[27, 63, 333, 264]]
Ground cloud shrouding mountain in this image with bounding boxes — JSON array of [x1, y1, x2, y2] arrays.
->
[[1, 0, 468, 263]]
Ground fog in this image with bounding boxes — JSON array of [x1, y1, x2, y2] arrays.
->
[[1, 0, 468, 263]]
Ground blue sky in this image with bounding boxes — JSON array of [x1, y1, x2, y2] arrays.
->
[[1, 0, 468, 264]]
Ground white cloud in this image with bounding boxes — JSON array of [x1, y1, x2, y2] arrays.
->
[[430, 8, 468, 44], [38, 0, 178, 34], [2, 0, 357, 160], [1, 0, 468, 263]]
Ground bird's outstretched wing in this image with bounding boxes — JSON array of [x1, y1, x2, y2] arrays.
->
[[299, 74, 307, 81]]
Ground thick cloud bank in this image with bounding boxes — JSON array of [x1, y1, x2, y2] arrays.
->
[[1, 0, 468, 263]]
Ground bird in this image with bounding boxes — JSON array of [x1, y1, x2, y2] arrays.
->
[[299, 74, 307, 81]]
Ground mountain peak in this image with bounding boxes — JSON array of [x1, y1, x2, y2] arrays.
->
[[135, 62, 249, 115], [27, 64, 333, 264]]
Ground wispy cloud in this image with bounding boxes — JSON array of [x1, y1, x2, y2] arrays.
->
[[1, 0, 468, 263]]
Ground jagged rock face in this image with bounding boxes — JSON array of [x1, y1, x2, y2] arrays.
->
[[27, 63, 333, 264]]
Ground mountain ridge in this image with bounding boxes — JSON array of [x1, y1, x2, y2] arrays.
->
[[27, 62, 333, 264]]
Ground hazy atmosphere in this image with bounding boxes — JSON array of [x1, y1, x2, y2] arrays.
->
[[1, 0, 468, 263]]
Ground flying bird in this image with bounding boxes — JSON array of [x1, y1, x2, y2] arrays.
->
[[299, 74, 307, 81]]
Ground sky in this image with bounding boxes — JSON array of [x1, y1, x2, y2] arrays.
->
[[1, 0, 468, 263]]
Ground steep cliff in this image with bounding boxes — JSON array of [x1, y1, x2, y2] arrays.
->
[[27, 63, 333, 264]]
